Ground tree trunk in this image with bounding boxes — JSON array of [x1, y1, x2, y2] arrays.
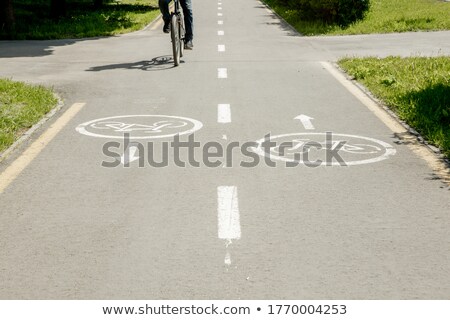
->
[[51, 0, 67, 19], [0, 0, 15, 33]]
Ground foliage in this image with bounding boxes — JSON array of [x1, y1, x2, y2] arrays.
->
[[263, 0, 450, 35], [276, 0, 370, 27], [0, 0, 159, 39], [0, 79, 58, 153], [339, 56, 450, 158]]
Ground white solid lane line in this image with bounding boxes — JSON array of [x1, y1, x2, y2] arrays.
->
[[218, 30, 224, 36], [218, 104, 231, 123], [321, 61, 404, 133], [218, 68, 228, 78], [218, 44, 226, 52], [217, 186, 241, 240]]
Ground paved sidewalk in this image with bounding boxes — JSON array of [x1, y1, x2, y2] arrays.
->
[[1, 28, 449, 85]]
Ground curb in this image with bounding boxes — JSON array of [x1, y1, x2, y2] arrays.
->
[[331, 62, 450, 184], [0, 93, 64, 164], [259, 0, 304, 36], [333, 62, 449, 164], [142, 13, 163, 32], [140, 4, 173, 33]]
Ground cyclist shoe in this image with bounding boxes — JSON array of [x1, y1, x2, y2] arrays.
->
[[163, 20, 170, 33], [184, 40, 194, 50]]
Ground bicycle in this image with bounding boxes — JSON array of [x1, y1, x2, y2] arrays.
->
[[170, 0, 185, 66]]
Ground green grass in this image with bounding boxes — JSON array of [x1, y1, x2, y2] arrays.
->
[[2, 0, 159, 40], [0, 79, 58, 153], [264, 0, 450, 36], [339, 56, 450, 157]]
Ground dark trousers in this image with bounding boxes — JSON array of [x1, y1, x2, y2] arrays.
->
[[159, 0, 193, 42]]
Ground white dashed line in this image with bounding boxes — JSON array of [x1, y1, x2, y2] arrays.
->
[[218, 186, 241, 240], [218, 7, 222, 10], [218, 104, 231, 123], [218, 13, 223, 16], [218, 68, 227, 79], [218, 44, 226, 52], [218, 30, 224, 36], [218, 20, 223, 25]]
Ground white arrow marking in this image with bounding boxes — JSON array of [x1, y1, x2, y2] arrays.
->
[[294, 114, 315, 130], [120, 145, 140, 164]]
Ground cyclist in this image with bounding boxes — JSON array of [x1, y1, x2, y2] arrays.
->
[[159, 0, 194, 50]]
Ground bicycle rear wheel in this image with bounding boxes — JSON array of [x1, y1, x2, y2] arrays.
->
[[170, 14, 180, 66]]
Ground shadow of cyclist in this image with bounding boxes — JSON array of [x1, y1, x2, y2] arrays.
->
[[86, 55, 182, 72]]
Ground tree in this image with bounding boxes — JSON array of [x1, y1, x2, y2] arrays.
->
[[0, 0, 15, 33], [51, 0, 67, 19], [94, 0, 104, 9]]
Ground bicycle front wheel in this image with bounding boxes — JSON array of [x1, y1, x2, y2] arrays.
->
[[170, 14, 180, 66], [179, 13, 185, 58]]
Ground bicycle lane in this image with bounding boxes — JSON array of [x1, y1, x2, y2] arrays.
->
[[0, 0, 302, 299], [0, 1, 236, 299], [0, 0, 449, 300], [184, 0, 450, 299]]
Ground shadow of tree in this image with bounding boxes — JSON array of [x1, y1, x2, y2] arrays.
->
[[256, 3, 301, 36], [0, 38, 87, 58], [1, 0, 158, 40], [396, 83, 450, 156]]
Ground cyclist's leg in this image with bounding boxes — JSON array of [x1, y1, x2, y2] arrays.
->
[[180, 0, 193, 42], [159, 0, 172, 24]]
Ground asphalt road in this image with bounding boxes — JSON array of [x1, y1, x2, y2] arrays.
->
[[0, 0, 449, 299]]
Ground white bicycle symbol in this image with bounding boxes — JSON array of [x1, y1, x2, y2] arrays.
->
[[272, 138, 382, 156], [76, 115, 203, 139], [254, 132, 396, 166], [90, 120, 188, 133]]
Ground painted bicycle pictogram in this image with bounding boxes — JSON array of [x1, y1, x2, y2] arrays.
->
[[76, 115, 203, 139], [254, 132, 396, 166]]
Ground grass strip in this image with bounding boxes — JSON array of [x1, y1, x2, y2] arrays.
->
[[2, 0, 160, 40], [0, 79, 58, 153], [263, 0, 450, 36], [339, 56, 450, 158]]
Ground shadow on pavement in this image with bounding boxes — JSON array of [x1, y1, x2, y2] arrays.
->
[[263, 13, 301, 37], [254, 3, 300, 37], [0, 39, 91, 58], [86, 56, 179, 72]]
